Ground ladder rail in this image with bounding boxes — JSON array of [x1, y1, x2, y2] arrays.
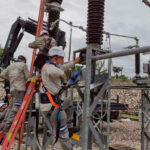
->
[[30, 0, 45, 74], [18, 114, 26, 150]]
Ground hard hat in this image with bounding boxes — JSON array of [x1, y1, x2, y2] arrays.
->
[[49, 46, 65, 57], [18, 55, 27, 63], [40, 30, 49, 36]]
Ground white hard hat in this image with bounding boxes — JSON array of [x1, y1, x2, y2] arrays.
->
[[40, 30, 49, 36], [49, 46, 65, 57]]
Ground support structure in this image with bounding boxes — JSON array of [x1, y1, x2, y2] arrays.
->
[[141, 90, 150, 150], [2, 0, 150, 149]]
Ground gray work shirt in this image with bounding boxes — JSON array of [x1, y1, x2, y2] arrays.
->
[[0, 62, 30, 92], [41, 61, 74, 95]]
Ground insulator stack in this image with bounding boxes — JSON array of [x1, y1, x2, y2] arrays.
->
[[46, 0, 63, 39], [48, 11, 60, 39], [87, 0, 105, 45], [135, 54, 140, 75]]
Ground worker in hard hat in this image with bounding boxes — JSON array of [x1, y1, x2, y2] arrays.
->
[[0, 55, 30, 143], [28, 30, 56, 52], [28, 30, 56, 70], [40, 46, 81, 150]]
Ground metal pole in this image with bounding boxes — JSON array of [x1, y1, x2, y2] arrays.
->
[[92, 46, 150, 61], [82, 45, 92, 150], [106, 58, 112, 150], [68, 26, 72, 61], [141, 90, 144, 150]]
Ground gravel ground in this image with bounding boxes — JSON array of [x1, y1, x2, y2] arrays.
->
[[9, 120, 140, 150], [109, 120, 141, 150]]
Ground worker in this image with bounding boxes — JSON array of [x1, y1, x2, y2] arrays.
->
[[0, 55, 30, 143], [40, 46, 81, 150], [28, 30, 56, 53], [28, 30, 56, 70]]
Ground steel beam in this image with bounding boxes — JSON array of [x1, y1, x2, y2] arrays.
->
[[81, 45, 92, 150], [141, 90, 150, 150], [92, 46, 150, 61], [106, 58, 112, 150]]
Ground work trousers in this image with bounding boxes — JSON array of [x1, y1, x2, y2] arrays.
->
[[1, 90, 25, 133], [62, 99, 73, 127], [40, 97, 73, 150], [50, 108, 73, 150]]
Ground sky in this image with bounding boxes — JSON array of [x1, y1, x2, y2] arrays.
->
[[0, 0, 150, 77]]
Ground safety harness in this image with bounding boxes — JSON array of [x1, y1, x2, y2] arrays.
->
[[40, 61, 61, 143], [40, 61, 59, 108], [40, 81, 59, 108]]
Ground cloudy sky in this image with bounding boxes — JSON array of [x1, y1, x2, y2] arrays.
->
[[0, 0, 150, 77]]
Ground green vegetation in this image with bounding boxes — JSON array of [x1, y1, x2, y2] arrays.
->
[[111, 75, 132, 82], [0, 48, 4, 54], [75, 65, 84, 72], [96, 60, 107, 75], [112, 66, 123, 78], [0, 78, 4, 82], [121, 113, 139, 120], [112, 65, 132, 82], [0, 48, 4, 61]]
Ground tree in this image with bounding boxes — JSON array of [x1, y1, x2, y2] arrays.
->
[[113, 66, 123, 78], [96, 60, 107, 75]]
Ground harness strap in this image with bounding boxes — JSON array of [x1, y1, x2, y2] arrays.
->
[[40, 81, 59, 109], [46, 91, 59, 108]]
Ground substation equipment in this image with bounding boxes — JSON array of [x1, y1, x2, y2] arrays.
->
[[1, 0, 150, 150]]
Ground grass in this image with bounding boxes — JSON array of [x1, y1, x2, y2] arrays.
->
[[0, 48, 4, 54], [0, 78, 4, 82], [111, 76, 132, 82], [121, 113, 139, 120]]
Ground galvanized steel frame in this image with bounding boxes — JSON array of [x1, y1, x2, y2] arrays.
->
[[141, 90, 150, 150], [80, 45, 150, 150], [80, 44, 111, 150]]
